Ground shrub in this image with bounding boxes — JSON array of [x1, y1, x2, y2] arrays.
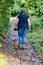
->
[[28, 29, 43, 39], [31, 21, 42, 31], [32, 42, 41, 52], [39, 16, 43, 22], [32, 41, 43, 58], [11, 10, 20, 17], [29, 32, 39, 39]]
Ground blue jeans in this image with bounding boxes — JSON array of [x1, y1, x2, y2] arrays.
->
[[18, 29, 28, 45]]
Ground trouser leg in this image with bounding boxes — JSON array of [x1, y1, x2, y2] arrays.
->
[[22, 29, 28, 45], [18, 29, 22, 45]]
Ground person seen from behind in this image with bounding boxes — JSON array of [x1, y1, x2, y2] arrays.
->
[[16, 10, 31, 49]]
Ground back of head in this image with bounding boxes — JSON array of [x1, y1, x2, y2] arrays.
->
[[20, 10, 26, 14]]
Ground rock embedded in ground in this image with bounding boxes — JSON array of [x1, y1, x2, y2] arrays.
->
[[21, 56, 31, 61], [21, 62, 33, 65], [31, 57, 36, 62]]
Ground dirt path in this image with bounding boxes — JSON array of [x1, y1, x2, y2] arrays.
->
[[0, 41, 41, 65]]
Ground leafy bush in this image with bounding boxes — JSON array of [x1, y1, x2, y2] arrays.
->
[[28, 29, 43, 39], [31, 21, 42, 31], [32, 42, 41, 52], [41, 47, 43, 58], [11, 9, 20, 17], [20, 3, 25, 7], [39, 16, 43, 22], [39, 16, 43, 26], [29, 32, 39, 39], [32, 40, 43, 58], [0, 0, 14, 42]]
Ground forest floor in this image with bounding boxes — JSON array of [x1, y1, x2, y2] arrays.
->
[[0, 41, 41, 65], [0, 17, 43, 65]]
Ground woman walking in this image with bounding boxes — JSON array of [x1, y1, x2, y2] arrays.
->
[[17, 10, 31, 49]]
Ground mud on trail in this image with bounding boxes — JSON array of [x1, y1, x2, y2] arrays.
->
[[0, 41, 41, 65]]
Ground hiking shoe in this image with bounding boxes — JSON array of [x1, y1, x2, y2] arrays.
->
[[22, 45, 26, 50], [23, 45, 26, 48], [18, 44, 22, 49]]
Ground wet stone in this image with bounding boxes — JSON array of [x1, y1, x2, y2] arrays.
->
[[21, 56, 31, 61], [21, 62, 32, 65], [31, 57, 36, 62]]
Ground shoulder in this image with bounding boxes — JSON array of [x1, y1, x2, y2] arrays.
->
[[26, 14, 30, 18], [17, 14, 21, 18]]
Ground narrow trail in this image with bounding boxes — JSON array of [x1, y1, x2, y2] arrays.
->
[[1, 17, 41, 65]]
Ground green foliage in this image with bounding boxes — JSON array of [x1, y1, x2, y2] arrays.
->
[[39, 16, 43, 22], [32, 42, 41, 52], [27, 28, 43, 58], [28, 29, 43, 39], [11, 0, 43, 17], [29, 32, 39, 39], [0, 0, 15, 42], [0, 54, 8, 65], [11, 9, 20, 17], [31, 21, 42, 31], [41, 47, 43, 57], [39, 16, 43, 26], [32, 40, 43, 58]]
